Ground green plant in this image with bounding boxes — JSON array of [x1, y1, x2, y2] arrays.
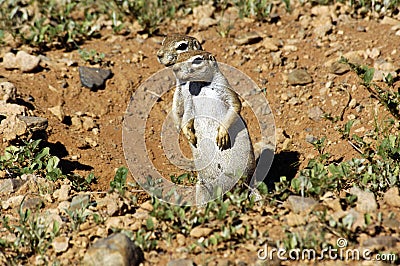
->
[[234, 0, 273, 20], [170, 172, 196, 185], [65, 203, 91, 232], [110, 166, 128, 195], [68, 172, 97, 191], [0, 139, 63, 181], [79, 48, 105, 64], [340, 57, 400, 120], [1, 198, 60, 262]]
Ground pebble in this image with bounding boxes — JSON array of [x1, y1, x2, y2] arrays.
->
[[286, 195, 317, 214], [79, 66, 112, 89], [82, 233, 144, 266], [235, 31, 263, 45], [308, 106, 324, 121], [259, 37, 280, 52], [71, 116, 83, 130], [190, 226, 213, 238], [383, 187, 400, 208], [82, 116, 97, 131], [48, 105, 65, 122], [0, 82, 17, 102], [305, 134, 318, 144], [287, 69, 313, 85], [52, 236, 70, 253], [70, 194, 90, 212], [366, 48, 380, 59], [54, 185, 71, 201], [3, 51, 41, 72], [349, 187, 377, 213]]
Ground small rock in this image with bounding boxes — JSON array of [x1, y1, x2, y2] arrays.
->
[[326, 60, 349, 74], [0, 179, 14, 194], [82, 116, 97, 131], [192, 4, 215, 20], [260, 37, 280, 52], [3, 52, 18, 69], [381, 16, 400, 26], [82, 233, 144, 266], [235, 32, 263, 45], [140, 200, 154, 212], [97, 193, 120, 216], [0, 82, 17, 102], [176, 234, 186, 246], [190, 226, 213, 238], [198, 17, 217, 30], [71, 116, 83, 130], [79, 66, 112, 89], [85, 137, 98, 148], [0, 114, 27, 141], [16, 51, 41, 72], [0, 178, 27, 194], [2, 195, 24, 209], [308, 106, 324, 121], [52, 236, 69, 253], [366, 48, 380, 59], [54, 185, 71, 201], [349, 187, 377, 213], [362, 236, 398, 249], [305, 134, 318, 144], [287, 195, 317, 214], [167, 259, 195, 266], [383, 187, 400, 208], [18, 115, 48, 132], [312, 17, 333, 38], [70, 194, 90, 212], [271, 51, 282, 66], [356, 26, 366, 32], [21, 197, 43, 210], [287, 69, 313, 85], [48, 105, 65, 122], [383, 217, 400, 230]]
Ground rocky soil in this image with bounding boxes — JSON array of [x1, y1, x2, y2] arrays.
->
[[1, 1, 400, 265]]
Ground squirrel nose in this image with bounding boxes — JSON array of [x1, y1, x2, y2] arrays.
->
[[156, 50, 163, 58]]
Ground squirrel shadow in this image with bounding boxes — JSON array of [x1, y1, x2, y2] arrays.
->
[[263, 150, 301, 191]]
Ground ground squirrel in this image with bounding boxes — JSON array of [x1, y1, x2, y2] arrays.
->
[[172, 50, 256, 204]]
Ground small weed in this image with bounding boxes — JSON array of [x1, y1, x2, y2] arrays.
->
[[79, 49, 105, 65], [170, 172, 196, 185], [65, 204, 91, 232], [1, 198, 60, 262], [68, 172, 97, 192], [110, 166, 129, 196], [0, 139, 63, 181], [340, 57, 400, 119], [234, 0, 273, 21]]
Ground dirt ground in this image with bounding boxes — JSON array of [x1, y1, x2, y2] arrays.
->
[[1, 1, 400, 265]]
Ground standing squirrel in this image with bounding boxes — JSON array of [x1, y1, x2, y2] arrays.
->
[[172, 50, 255, 204]]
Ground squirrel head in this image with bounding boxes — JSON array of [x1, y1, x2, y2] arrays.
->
[[157, 34, 203, 67]]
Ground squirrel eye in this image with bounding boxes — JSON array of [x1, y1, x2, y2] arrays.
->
[[192, 58, 203, 65], [176, 42, 188, 51]]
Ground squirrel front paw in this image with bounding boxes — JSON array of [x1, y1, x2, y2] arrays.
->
[[182, 120, 197, 147], [216, 126, 231, 150]]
